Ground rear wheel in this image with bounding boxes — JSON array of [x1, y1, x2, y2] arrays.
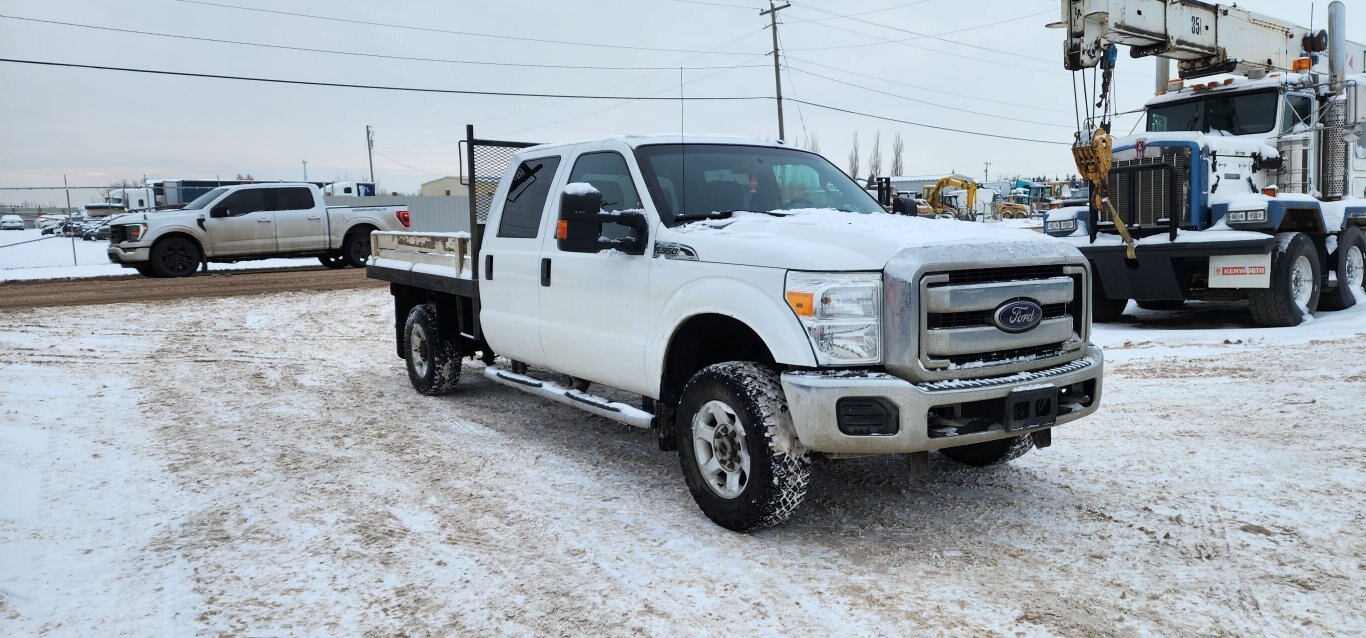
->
[[318, 253, 348, 269], [404, 303, 461, 395], [1319, 227, 1364, 311], [940, 434, 1035, 467], [1249, 232, 1320, 327], [676, 362, 810, 532], [343, 228, 374, 268], [149, 237, 201, 278]]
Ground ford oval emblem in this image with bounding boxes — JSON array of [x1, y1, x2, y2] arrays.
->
[[993, 300, 1043, 333]]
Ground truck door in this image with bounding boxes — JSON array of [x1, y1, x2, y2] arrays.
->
[[536, 147, 653, 395], [203, 188, 276, 255], [479, 155, 563, 367], [269, 187, 327, 252]]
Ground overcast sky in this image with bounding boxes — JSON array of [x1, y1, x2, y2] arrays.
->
[[1, 0, 1357, 194]]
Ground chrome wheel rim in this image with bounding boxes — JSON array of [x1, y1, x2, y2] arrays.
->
[[1346, 245, 1364, 291], [692, 400, 751, 499], [1291, 255, 1314, 310], [409, 322, 429, 378]]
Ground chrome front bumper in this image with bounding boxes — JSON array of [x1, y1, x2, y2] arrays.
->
[[107, 244, 150, 264], [781, 345, 1103, 454]]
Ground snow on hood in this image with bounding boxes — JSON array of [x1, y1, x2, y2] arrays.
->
[[663, 208, 1063, 270], [1116, 131, 1279, 158]]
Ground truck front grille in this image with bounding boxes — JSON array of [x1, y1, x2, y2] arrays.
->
[[1110, 146, 1189, 229], [914, 268, 1088, 380], [109, 225, 127, 244]]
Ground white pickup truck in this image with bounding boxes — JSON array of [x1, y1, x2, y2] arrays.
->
[[368, 134, 1104, 531], [106, 182, 410, 277]]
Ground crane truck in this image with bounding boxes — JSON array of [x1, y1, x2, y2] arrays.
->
[[1044, 0, 1366, 325]]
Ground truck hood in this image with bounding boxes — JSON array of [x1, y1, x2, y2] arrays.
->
[[660, 209, 1066, 271]]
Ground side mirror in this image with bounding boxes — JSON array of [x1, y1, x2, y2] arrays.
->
[[556, 185, 648, 255], [210, 205, 230, 218]]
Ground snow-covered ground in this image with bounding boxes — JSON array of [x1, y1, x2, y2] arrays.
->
[[2, 288, 1363, 635], [0, 229, 321, 281]]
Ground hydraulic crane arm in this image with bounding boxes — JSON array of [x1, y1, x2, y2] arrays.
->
[[1054, 0, 1330, 79]]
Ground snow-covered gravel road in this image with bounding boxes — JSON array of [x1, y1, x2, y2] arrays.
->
[[2, 289, 1363, 636]]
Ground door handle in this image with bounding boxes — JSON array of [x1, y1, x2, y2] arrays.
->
[[256, 218, 272, 223], [540, 258, 551, 287], [484, 254, 493, 280], [306, 215, 321, 220]]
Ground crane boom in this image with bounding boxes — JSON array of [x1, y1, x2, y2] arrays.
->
[[1055, 0, 1336, 79]]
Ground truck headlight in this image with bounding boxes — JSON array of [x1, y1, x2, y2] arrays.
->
[[122, 223, 148, 241], [1225, 209, 1267, 224], [1043, 209, 1081, 236], [785, 272, 881, 366]]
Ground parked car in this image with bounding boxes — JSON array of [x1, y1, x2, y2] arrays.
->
[[0, 214, 25, 230], [81, 222, 111, 241]]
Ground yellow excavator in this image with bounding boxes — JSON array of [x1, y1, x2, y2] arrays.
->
[[921, 177, 978, 221]]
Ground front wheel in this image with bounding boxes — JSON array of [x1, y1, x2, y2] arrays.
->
[[1249, 232, 1320, 327], [676, 362, 810, 532], [149, 237, 201, 278]]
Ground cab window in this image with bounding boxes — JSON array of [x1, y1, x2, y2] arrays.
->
[[1281, 94, 1314, 132], [216, 189, 267, 216], [497, 156, 562, 239], [269, 187, 315, 211], [566, 152, 642, 241]]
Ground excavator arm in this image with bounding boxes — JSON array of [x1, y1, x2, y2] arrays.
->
[[1055, 0, 1329, 78]]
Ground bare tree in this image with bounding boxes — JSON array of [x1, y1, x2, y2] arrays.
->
[[847, 132, 860, 178], [890, 132, 904, 176], [868, 131, 883, 179], [805, 134, 820, 154]]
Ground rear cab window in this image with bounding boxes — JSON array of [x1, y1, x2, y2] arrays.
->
[[497, 156, 562, 239]]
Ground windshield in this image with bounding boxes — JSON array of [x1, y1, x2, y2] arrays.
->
[[633, 144, 884, 225], [1147, 89, 1279, 135], [183, 187, 229, 210]]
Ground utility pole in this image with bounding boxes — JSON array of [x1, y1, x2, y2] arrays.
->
[[983, 161, 991, 183], [302, 160, 308, 181], [63, 174, 76, 266], [365, 125, 375, 184], [761, 1, 790, 142]]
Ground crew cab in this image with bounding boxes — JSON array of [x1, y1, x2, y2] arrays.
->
[[106, 182, 410, 277], [369, 134, 1104, 531]]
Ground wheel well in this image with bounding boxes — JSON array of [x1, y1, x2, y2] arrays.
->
[[1277, 208, 1325, 234], [656, 314, 776, 451], [153, 232, 203, 258], [345, 223, 378, 240]]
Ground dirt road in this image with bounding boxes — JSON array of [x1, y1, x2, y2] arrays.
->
[[0, 266, 384, 310]]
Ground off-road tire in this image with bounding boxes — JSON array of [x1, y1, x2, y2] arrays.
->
[[318, 253, 349, 269], [403, 303, 461, 395], [1249, 232, 1321, 327], [1319, 226, 1364, 311], [1136, 299, 1186, 311], [676, 362, 810, 532], [939, 434, 1035, 467], [343, 228, 374, 268], [149, 236, 201, 278]]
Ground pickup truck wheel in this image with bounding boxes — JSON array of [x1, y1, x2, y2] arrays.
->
[[134, 264, 158, 278], [939, 434, 1034, 467], [1249, 232, 1321, 327], [676, 362, 810, 532], [404, 303, 461, 395], [318, 253, 349, 269], [1319, 227, 1364, 311], [149, 237, 201, 278], [343, 230, 373, 268]]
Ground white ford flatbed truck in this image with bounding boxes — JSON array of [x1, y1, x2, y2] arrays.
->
[[367, 134, 1104, 531], [106, 182, 410, 277]]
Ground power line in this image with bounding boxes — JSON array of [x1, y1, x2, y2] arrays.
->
[[373, 151, 447, 177], [785, 0, 936, 24], [787, 66, 1074, 129], [0, 14, 768, 72], [788, 5, 1054, 59], [0, 58, 774, 101], [175, 0, 765, 56], [789, 99, 1070, 145]]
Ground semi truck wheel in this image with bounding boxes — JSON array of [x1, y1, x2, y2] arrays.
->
[[676, 362, 810, 532], [404, 303, 462, 395], [1249, 232, 1321, 327], [318, 253, 348, 269], [940, 434, 1034, 467], [343, 229, 373, 268], [149, 237, 201, 278], [1319, 227, 1364, 311]]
